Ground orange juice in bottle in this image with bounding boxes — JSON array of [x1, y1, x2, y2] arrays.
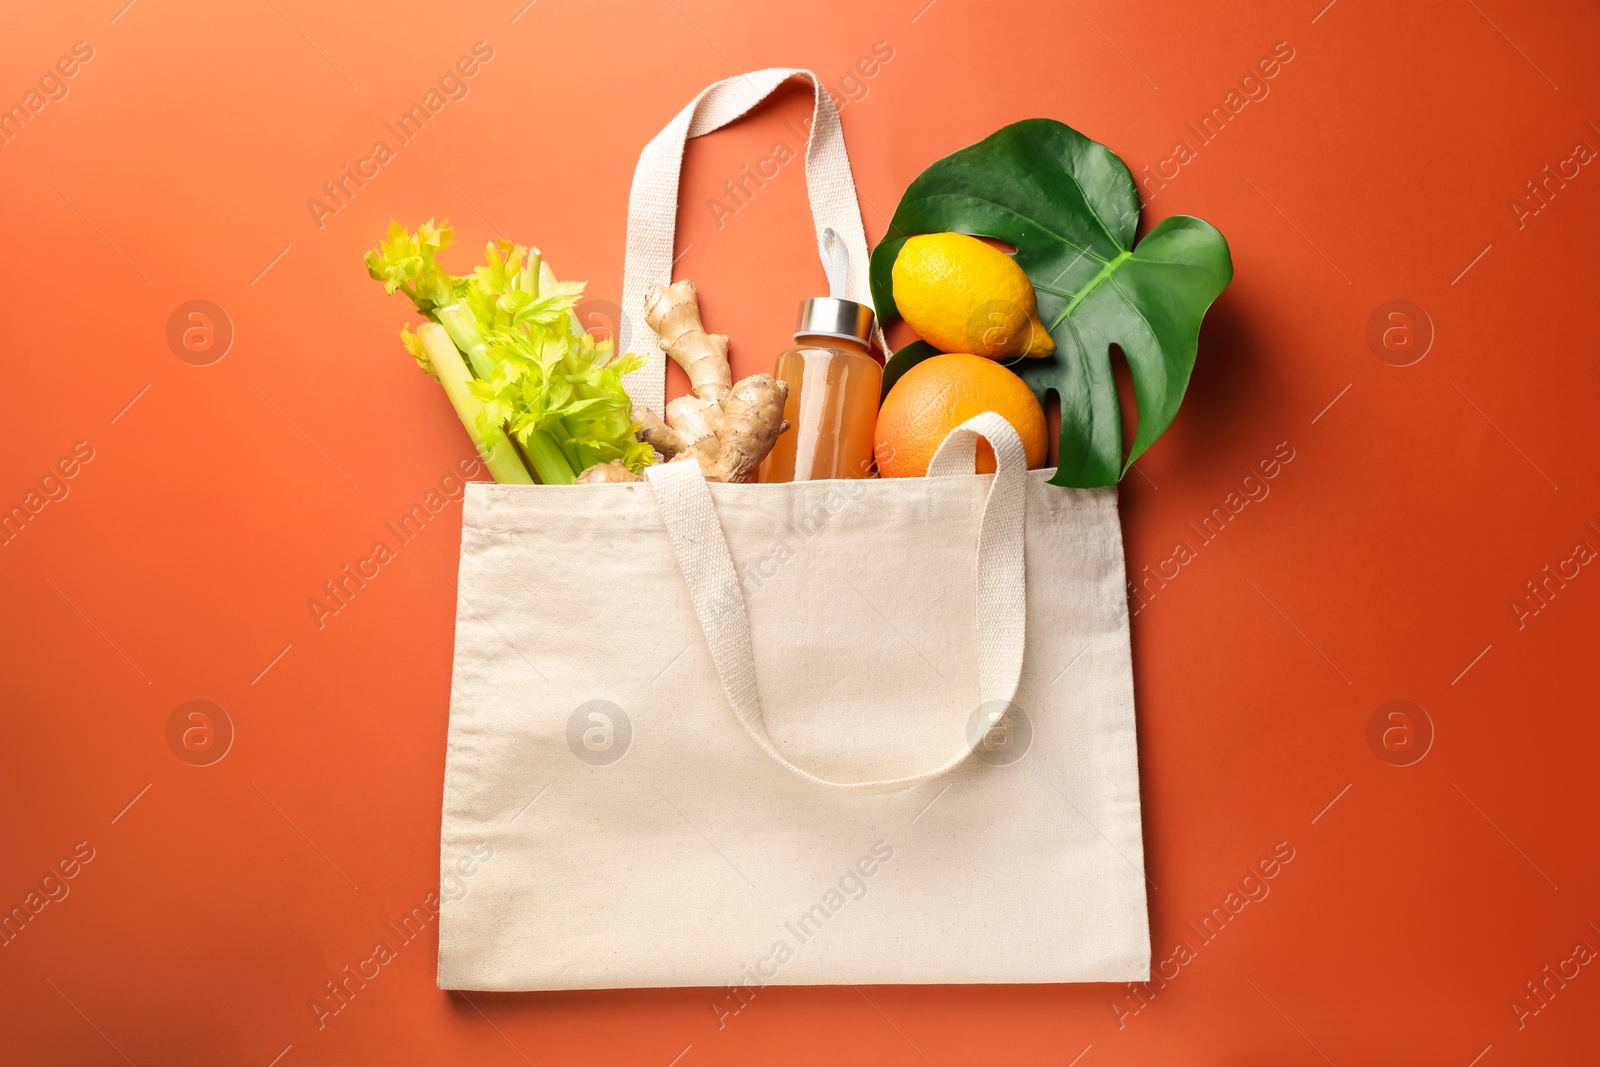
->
[[760, 298, 882, 482]]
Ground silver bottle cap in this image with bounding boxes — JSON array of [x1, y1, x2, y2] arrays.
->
[[796, 297, 875, 344]]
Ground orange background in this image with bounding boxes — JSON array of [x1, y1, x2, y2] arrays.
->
[[3, 0, 1598, 1063]]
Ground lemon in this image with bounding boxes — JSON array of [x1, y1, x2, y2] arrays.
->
[[891, 233, 1056, 360]]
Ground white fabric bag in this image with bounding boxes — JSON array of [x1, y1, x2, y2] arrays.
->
[[437, 68, 1151, 991]]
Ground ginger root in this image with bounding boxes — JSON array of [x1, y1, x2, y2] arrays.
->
[[575, 460, 643, 484], [637, 280, 788, 483]]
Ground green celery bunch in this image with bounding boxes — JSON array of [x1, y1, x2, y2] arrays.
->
[[364, 220, 653, 484]]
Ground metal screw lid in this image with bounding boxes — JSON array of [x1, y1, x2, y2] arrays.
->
[[796, 297, 875, 345]]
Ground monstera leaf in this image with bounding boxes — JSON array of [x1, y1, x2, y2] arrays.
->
[[870, 119, 1233, 487]]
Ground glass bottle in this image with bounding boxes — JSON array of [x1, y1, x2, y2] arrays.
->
[[760, 298, 882, 482]]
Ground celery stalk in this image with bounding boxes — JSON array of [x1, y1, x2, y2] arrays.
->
[[435, 301, 577, 485], [435, 303, 496, 380], [367, 222, 655, 481], [520, 429, 576, 485], [415, 324, 534, 484]]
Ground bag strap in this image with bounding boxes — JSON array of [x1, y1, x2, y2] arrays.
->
[[619, 68, 878, 415], [645, 414, 1029, 795]]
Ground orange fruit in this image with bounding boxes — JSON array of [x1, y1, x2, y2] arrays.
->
[[874, 353, 1048, 477]]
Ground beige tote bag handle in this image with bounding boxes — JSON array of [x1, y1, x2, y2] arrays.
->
[[645, 413, 1029, 794], [618, 68, 878, 415]]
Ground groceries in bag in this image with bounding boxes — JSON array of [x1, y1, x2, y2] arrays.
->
[[361, 118, 1232, 490]]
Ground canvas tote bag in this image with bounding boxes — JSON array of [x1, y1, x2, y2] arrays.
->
[[437, 68, 1151, 991]]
